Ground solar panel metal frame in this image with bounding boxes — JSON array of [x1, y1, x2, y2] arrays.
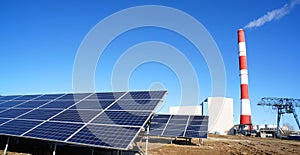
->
[[150, 114, 208, 138], [61, 91, 166, 150], [0, 91, 167, 150]]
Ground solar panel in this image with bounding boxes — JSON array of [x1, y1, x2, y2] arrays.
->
[[120, 91, 166, 100], [185, 130, 207, 138], [51, 110, 101, 123], [163, 130, 185, 137], [68, 125, 140, 149], [14, 95, 42, 100], [40, 100, 76, 109], [0, 95, 22, 101], [150, 114, 208, 138], [15, 100, 50, 108], [0, 109, 31, 118], [0, 101, 25, 108], [20, 109, 62, 120], [0, 118, 10, 124], [0, 119, 42, 136], [24, 122, 84, 141], [108, 99, 161, 111], [71, 100, 115, 110], [86, 92, 125, 100], [34, 94, 64, 100], [57, 93, 91, 100], [0, 90, 167, 150], [91, 111, 151, 126]]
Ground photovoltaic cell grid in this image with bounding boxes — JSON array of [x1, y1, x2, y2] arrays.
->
[[0, 95, 22, 101], [91, 111, 151, 126], [150, 114, 208, 138], [0, 91, 167, 150], [68, 125, 140, 148], [70, 100, 115, 110]]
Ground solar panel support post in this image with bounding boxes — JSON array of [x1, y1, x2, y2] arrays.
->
[[3, 137, 10, 155], [199, 138, 203, 146], [145, 125, 149, 155], [52, 144, 57, 155], [89, 147, 94, 155], [117, 150, 122, 155]]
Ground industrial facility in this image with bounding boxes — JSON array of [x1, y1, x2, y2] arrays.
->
[[1, 1, 300, 154], [0, 28, 299, 155]]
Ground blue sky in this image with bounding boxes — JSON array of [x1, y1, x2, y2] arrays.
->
[[1, 1, 300, 128]]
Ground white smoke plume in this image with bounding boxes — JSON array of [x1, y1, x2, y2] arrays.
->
[[244, 0, 300, 29]]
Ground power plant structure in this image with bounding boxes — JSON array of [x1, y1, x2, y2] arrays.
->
[[163, 29, 255, 135], [238, 29, 252, 128], [1, 14, 299, 154], [258, 97, 300, 137]]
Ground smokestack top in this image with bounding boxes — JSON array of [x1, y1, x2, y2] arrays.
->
[[238, 29, 245, 43]]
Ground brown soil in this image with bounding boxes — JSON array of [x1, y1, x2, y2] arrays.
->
[[147, 134, 300, 155], [0, 134, 299, 155]]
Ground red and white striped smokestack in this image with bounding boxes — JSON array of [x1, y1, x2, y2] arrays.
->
[[238, 29, 252, 125]]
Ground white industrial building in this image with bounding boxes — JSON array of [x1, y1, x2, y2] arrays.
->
[[169, 97, 234, 135], [169, 105, 202, 116]]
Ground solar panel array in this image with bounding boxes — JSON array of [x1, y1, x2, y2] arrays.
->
[[0, 91, 167, 150], [150, 114, 208, 138]]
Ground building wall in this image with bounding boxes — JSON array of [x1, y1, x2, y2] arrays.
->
[[169, 106, 202, 115], [168, 97, 234, 135], [206, 97, 234, 135]]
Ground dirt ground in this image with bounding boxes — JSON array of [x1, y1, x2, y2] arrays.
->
[[147, 134, 300, 155], [0, 134, 300, 155]]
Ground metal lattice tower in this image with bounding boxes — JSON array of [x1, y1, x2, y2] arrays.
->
[[258, 97, 300, 137]]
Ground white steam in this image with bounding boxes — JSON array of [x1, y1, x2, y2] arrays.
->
[[244, 0, 300, 29]]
